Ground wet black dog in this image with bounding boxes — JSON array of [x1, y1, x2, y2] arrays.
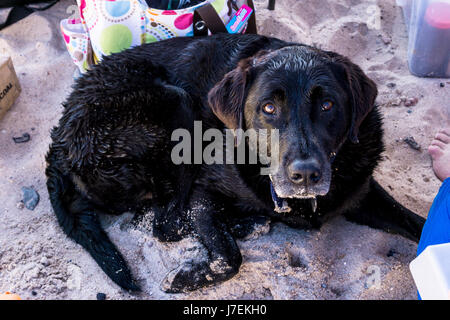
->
[[46, 34, 425, 293]]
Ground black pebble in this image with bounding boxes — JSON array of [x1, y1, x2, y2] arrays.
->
[[21, 186, 40, 210], [440, 82, 445, 88], [386, 82, 396, 88], [13, 133, 31, 143], [31, 291, 37, 296], [96, 292, 106, 300], [403, 136, 421, 151]]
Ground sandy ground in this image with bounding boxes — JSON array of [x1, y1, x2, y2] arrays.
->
[[0, 0, 449, 300]]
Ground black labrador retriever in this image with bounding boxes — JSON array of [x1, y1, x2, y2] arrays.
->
[[45, 34, 425, 293]]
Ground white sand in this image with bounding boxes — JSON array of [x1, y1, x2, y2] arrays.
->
[[0, 0, 448, 300]]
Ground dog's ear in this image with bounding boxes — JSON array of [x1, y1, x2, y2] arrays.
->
[[208, 58, 253, 130], [328, 53, 378, 143]]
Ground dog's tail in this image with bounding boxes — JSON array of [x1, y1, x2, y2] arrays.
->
[[345, 177, 425, 243], [45, 147, 140, 291]]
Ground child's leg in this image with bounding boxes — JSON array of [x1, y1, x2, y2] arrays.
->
[[417, 129, 450, 255], [416, 129, 450, 299]]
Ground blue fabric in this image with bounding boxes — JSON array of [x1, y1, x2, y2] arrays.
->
[[416, 178, 450, 299], [417, 178, 450, 255]]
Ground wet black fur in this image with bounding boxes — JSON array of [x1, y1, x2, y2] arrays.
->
[[46, 34, 425, 293]]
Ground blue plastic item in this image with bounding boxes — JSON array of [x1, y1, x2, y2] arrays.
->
[[416, 178, 450, 299]]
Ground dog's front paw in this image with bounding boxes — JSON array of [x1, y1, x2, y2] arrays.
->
[[161, 261, 212, 293], [160, 258, 238, 293]]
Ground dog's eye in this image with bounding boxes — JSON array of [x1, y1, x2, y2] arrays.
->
[[321, 101, 334, 111], [263, 104, 276, 115]]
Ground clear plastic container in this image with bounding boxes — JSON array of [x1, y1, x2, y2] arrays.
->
[[410, 243, 450, 300], [399, 0, 450, 78], [397, 0, 413, 28]]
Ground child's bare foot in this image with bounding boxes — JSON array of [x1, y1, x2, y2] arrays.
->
[[428, 129, 450, 182]]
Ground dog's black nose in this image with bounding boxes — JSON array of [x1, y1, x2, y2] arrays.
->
[[287, 159, 322, 185]]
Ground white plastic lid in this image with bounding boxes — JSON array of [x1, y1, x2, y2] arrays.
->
[[410, 243, 450, 300]]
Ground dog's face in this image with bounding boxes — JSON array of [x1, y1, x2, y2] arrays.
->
[[209, 46, 377, 200]]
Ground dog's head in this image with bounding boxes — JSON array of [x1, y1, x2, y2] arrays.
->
[[208, 46, 377, 200]]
